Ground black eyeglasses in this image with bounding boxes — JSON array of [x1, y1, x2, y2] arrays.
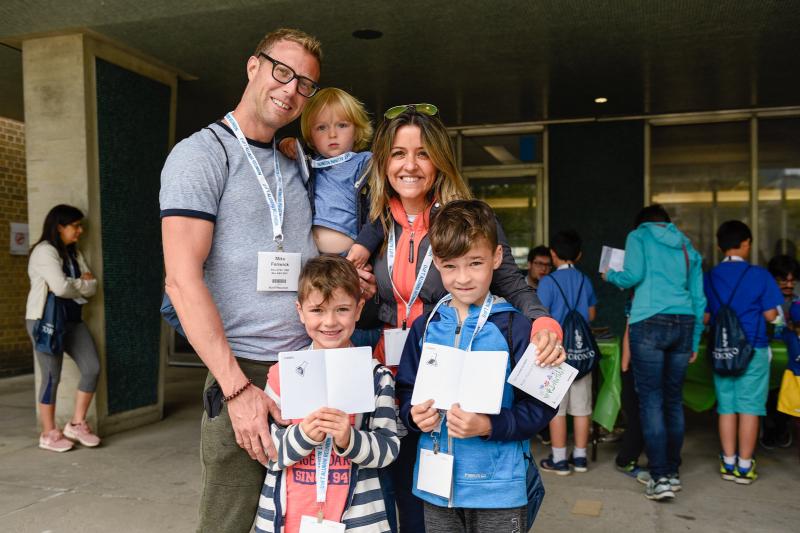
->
[[258, 53, 319, 98], [384, 103, 439, 119]]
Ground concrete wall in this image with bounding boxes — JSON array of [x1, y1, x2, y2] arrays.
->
[[0, 117, 30, 377]]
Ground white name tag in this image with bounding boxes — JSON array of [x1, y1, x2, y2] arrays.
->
[[299, 516, 346, 533], [257, 252, 301, 291], [383, 328, 410, 366], [417, 448, 454, 499]]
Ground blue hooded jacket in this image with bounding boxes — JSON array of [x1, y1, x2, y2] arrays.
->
[[606, 222, 706, 351], [396, 296, 557, 509]]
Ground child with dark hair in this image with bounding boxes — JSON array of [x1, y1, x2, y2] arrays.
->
[[762, 254, 800, 449], [397, 199, 558, 532], [704, 220, 783, 484], [537, 230, 597, 474]]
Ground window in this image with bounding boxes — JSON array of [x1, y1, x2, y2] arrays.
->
[[650, 121, 751, 266], [758, 118, 800, 264], [455, 131, 544, 266]]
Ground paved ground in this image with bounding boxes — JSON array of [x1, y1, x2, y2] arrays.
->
[[1, 366, 798, 532]]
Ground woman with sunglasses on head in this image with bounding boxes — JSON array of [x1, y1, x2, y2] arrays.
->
[[348, 104, 566, 532], [25, 205, 101, 452]]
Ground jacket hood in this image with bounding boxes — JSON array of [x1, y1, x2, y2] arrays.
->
[[640, 222, 688, 249]]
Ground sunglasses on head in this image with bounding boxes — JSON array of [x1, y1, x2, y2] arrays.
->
[[383, 103, 439, 120]]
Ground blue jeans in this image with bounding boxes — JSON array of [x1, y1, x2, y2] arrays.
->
[[629, 313, 694, 479]]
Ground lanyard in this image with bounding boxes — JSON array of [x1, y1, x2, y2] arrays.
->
[[387, 221, 434, 329], [427, 292, 493, 455], [424, 292, 494, 352], [66, 254, 78, 278], [225, 112, 286, 249], [310, 152, 355, 168], [315, 435, 334, 505]]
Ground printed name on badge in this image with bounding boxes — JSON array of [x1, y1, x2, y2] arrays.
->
[[299, 515, 346, 532], [257, 251, 301, 291]]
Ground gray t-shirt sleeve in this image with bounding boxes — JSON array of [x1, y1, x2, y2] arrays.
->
[[159, 129, 227, 222]]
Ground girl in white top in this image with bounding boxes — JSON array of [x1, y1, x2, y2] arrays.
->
[[26, 205, 101, 452]]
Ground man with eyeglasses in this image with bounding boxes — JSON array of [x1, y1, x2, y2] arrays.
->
[[160, 29, 372, 532], [527, 245, 553, 290], [763, 254, 799, 449]]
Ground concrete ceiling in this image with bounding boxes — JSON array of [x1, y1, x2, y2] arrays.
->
[[2, 0, 800, 139]]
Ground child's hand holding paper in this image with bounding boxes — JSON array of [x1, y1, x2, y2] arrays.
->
[[411, 399, 441, 432]]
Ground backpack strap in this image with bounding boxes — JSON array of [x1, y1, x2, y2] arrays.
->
[[727, 265, 752, 305], [550, 272, 583, 313], [204, 125, 230, 200], [708, 265, 752, 311]]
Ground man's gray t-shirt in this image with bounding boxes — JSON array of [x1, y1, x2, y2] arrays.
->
[[159, 122, 317, 361]]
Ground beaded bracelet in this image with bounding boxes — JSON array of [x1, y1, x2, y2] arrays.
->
[[223, 379, 253, 403]]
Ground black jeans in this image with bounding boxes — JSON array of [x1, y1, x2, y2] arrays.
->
[[616, 368, 646, 467]]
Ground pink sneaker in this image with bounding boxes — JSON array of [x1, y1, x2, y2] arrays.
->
[[39, 429, 74, 452], [63, 421, 101, 447]]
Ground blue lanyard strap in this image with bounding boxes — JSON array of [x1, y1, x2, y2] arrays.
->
[[315, 435, 334, 504], [310, 152, 355, 168], [387, 221, 434, 328], [225, 112, 285, 249], [423, 292, 494, 351]]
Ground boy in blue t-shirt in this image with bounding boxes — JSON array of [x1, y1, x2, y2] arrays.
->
[[537, 230, 597, 474], [704, 221, 783, 485]]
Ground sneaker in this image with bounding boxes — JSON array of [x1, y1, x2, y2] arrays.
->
[[569, 455, 588, 473], [615, 460, 641, 477], [645, 477, 675, 501], [540, 455, 571, 476], [536, 428, 552, 446], [636, 469, 652, 485], [734, 459, 757, 485], [39, 429, 74, 453], [667, 473, 682, 492], [719, 454, 736, 481], [63, 421, 101, 447]]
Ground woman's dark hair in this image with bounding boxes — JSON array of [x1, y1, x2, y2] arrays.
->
[[634, 204, 671, 228], [33, 204, 84, 264]]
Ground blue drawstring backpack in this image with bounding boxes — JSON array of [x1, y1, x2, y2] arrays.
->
[[33, 292, 66, 356], [550, 274, 599, 379], [708, 266, 754, 377]]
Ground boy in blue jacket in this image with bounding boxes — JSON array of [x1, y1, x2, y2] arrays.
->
[[396, 200, 559, 532], [704, 221, 782, 485]]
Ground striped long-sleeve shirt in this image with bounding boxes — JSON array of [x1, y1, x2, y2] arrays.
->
[[255, 360, 399, 533]]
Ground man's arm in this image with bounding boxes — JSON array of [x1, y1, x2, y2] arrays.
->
[[162, 216, 279, 463]]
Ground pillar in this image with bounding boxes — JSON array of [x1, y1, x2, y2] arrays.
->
[[22, 31, 181, 435]]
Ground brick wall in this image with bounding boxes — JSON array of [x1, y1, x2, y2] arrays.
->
[[0, 117, 31, 377]]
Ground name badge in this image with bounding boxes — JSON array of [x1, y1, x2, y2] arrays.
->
[[257, 252, 301, 291], [417, 448, 454, 499], [299, 516, 346, 533], [383, 328, 410, 366]]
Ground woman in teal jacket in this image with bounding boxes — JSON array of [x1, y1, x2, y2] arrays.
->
[[603, 204, 706, 502]]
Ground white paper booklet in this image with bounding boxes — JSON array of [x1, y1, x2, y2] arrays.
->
[[411, 343, 509, 414], [507, 344, 579, 408], [599, 245, 625, 273], [278, 346, 375, 419]]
